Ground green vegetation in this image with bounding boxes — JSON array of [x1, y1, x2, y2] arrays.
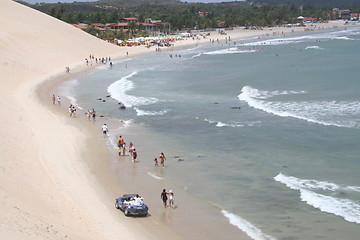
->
[[17, 0, 359, 41]]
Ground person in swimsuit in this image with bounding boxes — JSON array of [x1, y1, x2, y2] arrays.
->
[[161, 189, 168, 208], [159, 152, 166, 167], [132, 148, 137, 162]]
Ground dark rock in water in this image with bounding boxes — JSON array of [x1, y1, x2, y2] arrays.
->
[[106, 95, 111, 98], [231, 107, 241, 109], [102, 100, 106, 102], [100, 115, 105, 117], [97, 98, 102, 101], [178, 159, 184, 162], [214, 102, 219, 104], [197, 155, 205, 158], [174, 156, 180, 158], [119, 105, 126, 110]]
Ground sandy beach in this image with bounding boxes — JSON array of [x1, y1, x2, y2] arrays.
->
[[1, 0, 356, 239]]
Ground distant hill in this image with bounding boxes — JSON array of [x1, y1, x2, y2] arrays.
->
[[249, 0, 360, 8]]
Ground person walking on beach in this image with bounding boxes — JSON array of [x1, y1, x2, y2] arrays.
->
[[161, 189, 168, 208], [169, 190, 175, 208], [122, 142, 127, 156], [57, 96, 61, 106], [129, 142, 134, 157], [69, 104, 73, 117], [132, 148, 137, 162], [117, 136, 125, 156], [91, 108, 96, 121], [101, 123, 108, 136], [86, 110, 91, 120], [52, 94, 56, 104], [72, 105, 76, 117], [159, 152, 166, 167]]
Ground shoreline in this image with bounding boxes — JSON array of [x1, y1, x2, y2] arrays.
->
[[38, 21, 358, 240], [1, 1, 358, 238], [38, 44, 252, 240]]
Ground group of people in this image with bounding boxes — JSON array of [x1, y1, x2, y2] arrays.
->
[[68, 104, 77, 117], [115, 134, 167, 167], [117, 135, 138, 161], [154, 152, 166, 167], [52, 94, 61, 106], [123, 194, 144, 206], [161, 189, 175, 208], [86, 109, 96, 121], [86, 55, 112, 66]]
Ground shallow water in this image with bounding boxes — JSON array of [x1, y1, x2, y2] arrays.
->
[[60, 27, 360, 240]]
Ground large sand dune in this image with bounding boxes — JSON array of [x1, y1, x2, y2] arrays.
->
[[0, 1, 151, 239]]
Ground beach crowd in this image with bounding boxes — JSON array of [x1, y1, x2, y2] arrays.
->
[[52, 88, 176, 209]]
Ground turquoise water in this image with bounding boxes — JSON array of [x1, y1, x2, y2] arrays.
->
[[60, 27, 360, 240]]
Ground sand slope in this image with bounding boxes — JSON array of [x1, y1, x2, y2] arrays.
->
[[0, 1, 149, 240]]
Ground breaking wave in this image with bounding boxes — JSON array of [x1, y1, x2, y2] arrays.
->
[[274, 173, 360, 224], [134, 108, 168, 116], [58, 78, 83, 109], [305, 45, 323, 50], [238, 86, 360, 128], [204, 48, 256, 55], [107, 71, 158, 108], [222, 210, 277, 240], [204, 118, 261, 128]]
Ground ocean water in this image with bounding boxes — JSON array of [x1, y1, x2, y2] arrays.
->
[[60, 27, 360, 240]]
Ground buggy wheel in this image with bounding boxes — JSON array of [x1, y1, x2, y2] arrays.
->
[[115, 202, 120, 209], [124, 208, 130, 216]]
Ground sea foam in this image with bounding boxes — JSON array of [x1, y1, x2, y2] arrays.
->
[[238, 86, 360, 128], [134, 107, 168, 116], [222, 210, 277, 240], [147, 172, 163, 180], [204, 48, 256, 55], [107, 71, 158, 108], [274, 173, 360, 224], [305, 45, 323, 50], [58, 78, 83, 109], [203, 118, 261, 128], [242, 28, 359, 47]]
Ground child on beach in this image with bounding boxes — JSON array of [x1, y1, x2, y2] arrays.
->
[[154, 158, 158, 167], [118, 146, 122, 156], [57, 96, 61, 106], [129, 142, 134, 157], [169, 190, 175, 208], [122, 142, 126, 156], [132, 148, 137, 162]]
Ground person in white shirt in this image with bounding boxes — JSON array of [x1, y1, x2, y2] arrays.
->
[[169, 190, 175, 208], [101, 124, 108, 136], [133, 195, 144, 205]]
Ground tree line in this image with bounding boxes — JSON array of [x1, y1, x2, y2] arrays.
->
[[17, 0, 359, 41]]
